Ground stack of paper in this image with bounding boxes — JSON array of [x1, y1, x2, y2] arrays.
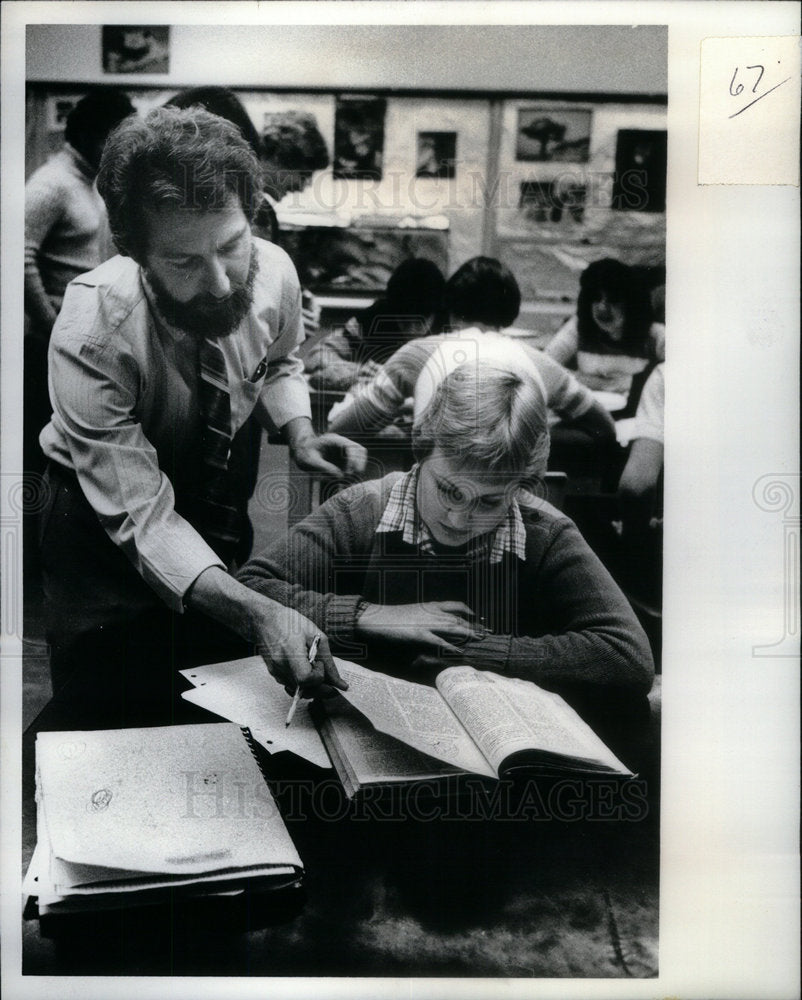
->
[[180, 657, 332, 770], [23, 722, 304, 915]]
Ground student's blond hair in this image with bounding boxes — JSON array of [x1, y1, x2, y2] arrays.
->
[[412, 359, 550, 482]]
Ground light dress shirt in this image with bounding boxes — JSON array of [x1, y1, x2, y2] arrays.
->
[[41, 237, 312, 611]]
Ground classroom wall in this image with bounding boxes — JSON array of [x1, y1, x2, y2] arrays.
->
[[25, 24, 667, 314], [26, 24, 667, 95]]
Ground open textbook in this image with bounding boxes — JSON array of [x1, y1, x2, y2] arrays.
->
[[23, 723, 304, 915], [173, 656, 632, 798], [321, 662, 634, 797]]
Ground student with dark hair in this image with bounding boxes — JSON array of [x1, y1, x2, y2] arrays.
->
[[165, 86, 261, 155], [39, 106, 365, 715], [442, 255, 521, 329], [258, 110, 331, 243], [546, 257, 665, 396], [239, 359, 653, 696], [24, 88, 136, 474], [305, 258, 446, 391], [329, 256, 615, 448]]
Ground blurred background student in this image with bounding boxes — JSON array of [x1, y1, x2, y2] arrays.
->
[[304, 257, 446, 392], [545, 257, 665, 399], [24, 88, 135, 475], [329, 256, 615, 453]]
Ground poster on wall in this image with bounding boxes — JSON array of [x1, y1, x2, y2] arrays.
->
[[102, 26, 170, 74], [416, 131, 458, 178], [612, 129, 668, 212], [45, 95, 80, 131], [333, 95, 386, 179], [516, 106, 592, 162]]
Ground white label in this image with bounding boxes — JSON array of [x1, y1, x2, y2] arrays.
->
[[699, 35, 801, 185]]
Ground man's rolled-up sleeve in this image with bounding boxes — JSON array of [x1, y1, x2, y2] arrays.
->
[[48, 306, 224, 611]]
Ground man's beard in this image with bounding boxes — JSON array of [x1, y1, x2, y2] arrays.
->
[[146, 245, 258, 338]]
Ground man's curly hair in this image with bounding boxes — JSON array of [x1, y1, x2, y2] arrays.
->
[[97, 106, 262, 261]]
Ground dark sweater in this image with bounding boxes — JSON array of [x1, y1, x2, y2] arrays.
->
[[238, 475, 654, 695]]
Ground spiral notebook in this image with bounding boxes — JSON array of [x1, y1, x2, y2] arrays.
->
[[23, 722, 303, 914]]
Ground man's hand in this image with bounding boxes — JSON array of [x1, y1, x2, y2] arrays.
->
[[292, 432, 367, 477], [184, 566, 347, 697], [355, 601, 479, 656], [248, 596, 347, 696], [283, 415, 367, 477]]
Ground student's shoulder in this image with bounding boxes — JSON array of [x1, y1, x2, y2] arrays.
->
[[519, 496, 578, 552], [24, 150, 73, 195], [325, 473, 405, 515], [53, 256, 147, 350]]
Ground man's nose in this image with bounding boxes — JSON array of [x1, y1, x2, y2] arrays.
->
[[206, 257, 232, 299]]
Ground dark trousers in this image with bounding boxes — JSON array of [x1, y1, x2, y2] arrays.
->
[[40, 462, 248, 727]]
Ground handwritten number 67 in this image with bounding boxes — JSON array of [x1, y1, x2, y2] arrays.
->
[[730, 64, 765, 97]]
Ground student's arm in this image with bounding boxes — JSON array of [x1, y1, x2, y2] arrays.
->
[[569, 398, 616, 442], [238, 484, 478, 653], [543, 316, 578, 366], [305, 329, 364, 391], [449, 518, 654, 695], [618, 438, 663, 500], [530, 348, 616, 442], [328, 343, 421, 436]]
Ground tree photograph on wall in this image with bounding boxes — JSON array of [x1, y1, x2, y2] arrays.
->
[[516, 107, 592, 162]]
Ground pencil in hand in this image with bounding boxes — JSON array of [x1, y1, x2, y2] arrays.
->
[[285, 633, 322, 728]]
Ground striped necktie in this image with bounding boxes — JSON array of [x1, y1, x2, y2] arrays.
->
[[197, 337, 241, 562]]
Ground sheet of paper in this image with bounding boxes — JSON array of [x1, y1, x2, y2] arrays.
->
[[334, 659, 495, 777], [36, 723, 303, 876], [179, 656, 331, 770]]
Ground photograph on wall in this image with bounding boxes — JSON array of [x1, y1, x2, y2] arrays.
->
[[516, 106, 592, 162], [519, 178, 587, 224], [332, 94, 386, 179], [416, 130, 458, 178], [612, 129, 668, 213], [45, 95, 79, 131], [102, 26, 170, 74]]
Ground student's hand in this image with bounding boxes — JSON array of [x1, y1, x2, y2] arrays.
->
[[355, 601, 479, 655], [249, 598, 347, 696]]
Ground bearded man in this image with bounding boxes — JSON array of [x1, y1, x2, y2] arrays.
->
[[38, 107, 362, 721]]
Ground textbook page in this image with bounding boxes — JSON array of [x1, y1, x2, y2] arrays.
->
[[320, 700, 464, 788], [334, 659, 495, 777], [436, 667, 630, 775], [36, 723, 303, 876]]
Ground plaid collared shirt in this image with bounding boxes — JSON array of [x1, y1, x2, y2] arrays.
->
[[376, 466, 527, 564]]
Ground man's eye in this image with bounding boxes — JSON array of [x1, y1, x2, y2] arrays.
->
[[478, 497, 503, 509]]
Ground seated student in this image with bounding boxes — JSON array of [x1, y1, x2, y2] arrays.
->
[[239, 359, 654, 697], [617, 363, 664, 611], [329, 257, 616, 448], [304, 258, 446, 392], [545, 257, 665, 397]]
